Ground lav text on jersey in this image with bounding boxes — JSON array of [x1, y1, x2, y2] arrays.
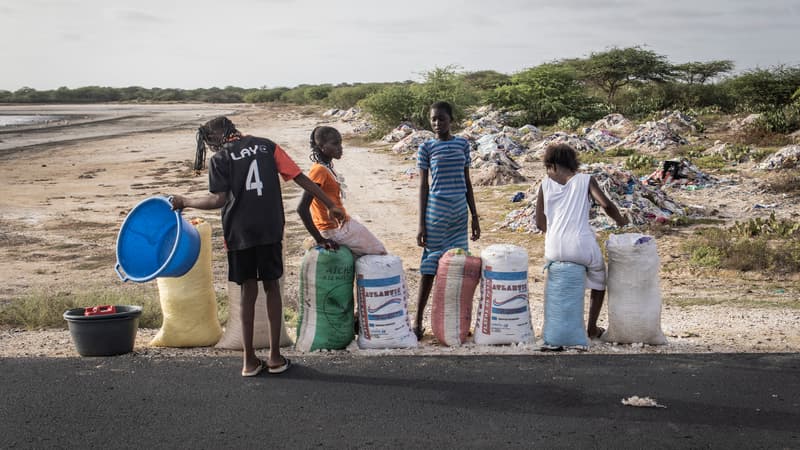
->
[[230, 145, 267, 160]]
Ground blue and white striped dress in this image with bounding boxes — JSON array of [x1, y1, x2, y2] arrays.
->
[[417, 136, 471, 275]]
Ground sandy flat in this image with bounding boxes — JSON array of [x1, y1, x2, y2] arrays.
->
[[0, 103, 798, 358]]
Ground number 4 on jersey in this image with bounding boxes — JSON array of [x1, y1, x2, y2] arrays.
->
[[246, 160, 263, 196]]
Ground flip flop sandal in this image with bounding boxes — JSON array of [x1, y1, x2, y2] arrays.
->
[[268, 357, 291, 375], [590, 327, 606, 339], [540, 344, 564, 352], [242, 359, 267, 377]]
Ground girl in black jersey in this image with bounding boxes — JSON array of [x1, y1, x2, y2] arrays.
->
[[172, 116, 344, 377]]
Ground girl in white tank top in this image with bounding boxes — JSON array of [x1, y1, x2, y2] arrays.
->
[[534, 144, 629, 339]]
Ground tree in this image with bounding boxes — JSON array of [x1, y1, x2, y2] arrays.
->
[[724, 65, 800, 111], [326, 83, 383, 109], [460, 70, 510, 91], [489, 63, 599, 125], [359, 84, 418, 131], [576, 46, 673, 105], [410, 65, 478, 127], [673, 60, 735, 84]]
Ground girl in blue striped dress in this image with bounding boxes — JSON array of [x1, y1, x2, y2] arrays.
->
[[414, 101, 481, 340]]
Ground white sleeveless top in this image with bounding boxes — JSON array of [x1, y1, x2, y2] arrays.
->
[[541, 173, 603, 268]]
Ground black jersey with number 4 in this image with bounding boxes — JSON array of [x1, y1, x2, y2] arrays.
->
[[209, 136, 284, 251]]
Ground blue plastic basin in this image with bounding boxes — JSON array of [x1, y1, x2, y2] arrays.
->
[[115, 196, 200, 282]]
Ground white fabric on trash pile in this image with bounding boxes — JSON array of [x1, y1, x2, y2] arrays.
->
[[757, 145, 800, 170], [591, 113, 635, 135], [392, 130, 434, 154], [528, 132, 605, 159], [657, 110, 702, 134], [611, 121, 687, 153], [727, 113, 761, 131], [382, 122, 415, 143], [583, 127, 622, 147]]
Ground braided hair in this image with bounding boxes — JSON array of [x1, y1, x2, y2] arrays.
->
[[309, 125, 340, 169], [194, 116, 241, 170]]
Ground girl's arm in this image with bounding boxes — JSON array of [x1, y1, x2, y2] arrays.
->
[[293, 173, 345, 224], [534, 185, 547, 232], [464, 167, 480, 241], [297, 190, 339, 250], [170, 192, 226, 211], [588, 176, 629, 227], [417, 168, 430, 247]]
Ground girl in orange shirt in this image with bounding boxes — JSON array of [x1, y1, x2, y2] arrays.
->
[[297, 126, 386, 257]]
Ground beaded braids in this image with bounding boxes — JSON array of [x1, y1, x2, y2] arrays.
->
[[194, 116, 242, 170], [309, 126, 340, 168]]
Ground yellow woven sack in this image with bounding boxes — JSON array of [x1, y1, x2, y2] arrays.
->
[[150, 220, 222, 347]]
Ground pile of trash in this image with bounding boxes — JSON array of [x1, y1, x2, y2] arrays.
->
[[757, 145, 800, 170], [528, 132, 605, 159], [518, 124, 544, 146], [501, 164, 689, 233], [583, 127, 622, 147], [459, 106, 542, 153], [727, 113, 761, 132], [382, 122, 416, 143], [590, 113, 636, 135], [473, 132, 527, 157], [322, 107, 363, 122], [611, 120, 688, 153], [391, 130, 434, 154], [323, 107, 374, 134], [657, 110, 702, 135], [471, 151, 526, 186], [642, 158, 719, 189]]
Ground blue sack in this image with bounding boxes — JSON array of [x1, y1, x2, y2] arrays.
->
[[542, 261, 589, 348]]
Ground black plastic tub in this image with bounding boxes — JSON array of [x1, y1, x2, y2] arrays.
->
[[63, 305, 142, 356]]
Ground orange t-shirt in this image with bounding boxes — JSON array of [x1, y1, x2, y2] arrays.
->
[[308, 163, 348, 230]]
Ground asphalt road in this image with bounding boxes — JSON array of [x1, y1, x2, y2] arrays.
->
[[1, 353, 798, 449]]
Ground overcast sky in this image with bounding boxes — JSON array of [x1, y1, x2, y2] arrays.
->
[[1, 0, 798, 90]]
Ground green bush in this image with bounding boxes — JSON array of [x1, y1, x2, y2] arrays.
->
[[693, 154, 726, 170], [243, 87, 290, 103], [360, 66, 479, 132], [605, 147, 636, 157], [359, 85, 418, 131], [280, 86, 315, 105], [724, 65, 800, 111], [623, 153, 656, 172], [557, 116, 581, 131], [489, 63, 601, 125], [578, 151, 611, 165], [718, 144, 751, 163], [326, 84, 384, 109], [410, 65, 479, 127], [683, 216, 800, 273]]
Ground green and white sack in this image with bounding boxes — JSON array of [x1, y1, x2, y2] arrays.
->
[[296, 246, 355, 352]]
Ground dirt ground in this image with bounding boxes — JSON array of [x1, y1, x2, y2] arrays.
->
[[0, 103, 798, 358]]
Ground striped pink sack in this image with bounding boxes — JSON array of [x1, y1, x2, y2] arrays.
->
[[431, 249, 482, 346]]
